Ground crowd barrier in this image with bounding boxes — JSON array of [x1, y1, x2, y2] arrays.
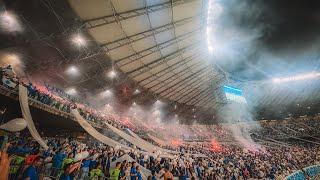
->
[[286, 164, 320, 180]]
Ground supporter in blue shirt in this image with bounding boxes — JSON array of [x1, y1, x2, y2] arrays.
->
[[136, 166, 142, 180], [89, 159, 98, 170], [79, 158, 91, 179], [151, 170, 157, 180], [53, 149, 66, 168], [51, 148, 66, 176], [130, 162, 137, 180], [59, 163, 74, 180], [22, 156, 43, 180]]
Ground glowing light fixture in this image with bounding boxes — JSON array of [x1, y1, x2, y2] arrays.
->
[[72, 34, 86, 47], [66, 66, 79, 76], [101, 89, 112, 97], [108, 70, 117, 79], [66, 88, 77, 95], [272, 72, 320, 83], [0, 11, 22, 33], [0, 53, 21, 67], [134, 89, 140, 94]]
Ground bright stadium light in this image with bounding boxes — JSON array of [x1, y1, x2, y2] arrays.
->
[[101, 89, 112, 97], [0, 11, 23, 33], [108, 70, 117, 79], [72, 34, 86, 47], [66, 88, 77, 95], [66, 66, 79, 76], [272, 72, 320, 83], [134, 89, 140, 94], [0, 53, 21, 68]]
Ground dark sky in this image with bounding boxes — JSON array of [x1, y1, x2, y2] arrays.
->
[[254, 0, 320, 51], [215, 0, 320, 80]]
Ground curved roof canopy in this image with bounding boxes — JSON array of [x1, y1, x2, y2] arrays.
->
[[68, 0, 225, 109]]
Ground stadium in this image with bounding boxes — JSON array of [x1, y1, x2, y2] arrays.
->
[[0, 0, 320, 179]]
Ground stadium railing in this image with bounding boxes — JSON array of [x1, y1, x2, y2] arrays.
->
[[286, 164, 320, 180]]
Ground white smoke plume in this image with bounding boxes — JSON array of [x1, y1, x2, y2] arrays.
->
[[218, 102, 264, 151]]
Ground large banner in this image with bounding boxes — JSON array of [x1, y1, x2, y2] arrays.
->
[[19, 85, 48, 150], [71, 109, 130, 150]]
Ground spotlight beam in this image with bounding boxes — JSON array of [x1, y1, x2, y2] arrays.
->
[[272, 72, 320, 83]]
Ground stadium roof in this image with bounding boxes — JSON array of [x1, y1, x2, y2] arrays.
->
[[68, 0, 226, 109]]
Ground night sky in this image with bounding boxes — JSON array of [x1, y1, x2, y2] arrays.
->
[[215, 0, 320, 80], [252, 0, 320, 51]]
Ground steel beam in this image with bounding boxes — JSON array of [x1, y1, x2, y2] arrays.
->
[[182, 87, 212, 104], [144, 59, 204, 89], [115, 28, 200, 66], [196, 94, 215, 107], [189, 86, 220, 105], [155, 67, 209, 95], [166, 75, 212, 101], [162, 70, 213, 99], [83, 0, 198, 29], [130, 45, 201, 78], [151, 65, 209, 93], [126, 42, 200, 75], [102, 14, 200, 50], [136, 52, 201, 83], [163, 68, 211, 95], [190, 90, 217, 106], [171, 71, 220, 102]]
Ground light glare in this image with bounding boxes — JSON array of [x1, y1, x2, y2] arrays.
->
[[72, 34, 86, 47], [66, 88, 77, 95], [206, 0, 224, 53], [134, 89, 140, 94], [272, 72, 320, 83], [66, 66, 79, 76], [108, 70, 117, 79], [0, 11, 23, 33], [101, 89, 112, 97]]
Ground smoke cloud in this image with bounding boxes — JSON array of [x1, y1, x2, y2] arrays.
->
[[209, 0, 320, 80], [218, 102, 264, 151]]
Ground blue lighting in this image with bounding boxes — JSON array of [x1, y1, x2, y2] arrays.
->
[[223, 85, 247, 104], [223, 85, 243, 96]]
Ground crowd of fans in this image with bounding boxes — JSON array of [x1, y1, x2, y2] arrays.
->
[[2, 131, 320, 180], [1, 65, 320, 179]]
